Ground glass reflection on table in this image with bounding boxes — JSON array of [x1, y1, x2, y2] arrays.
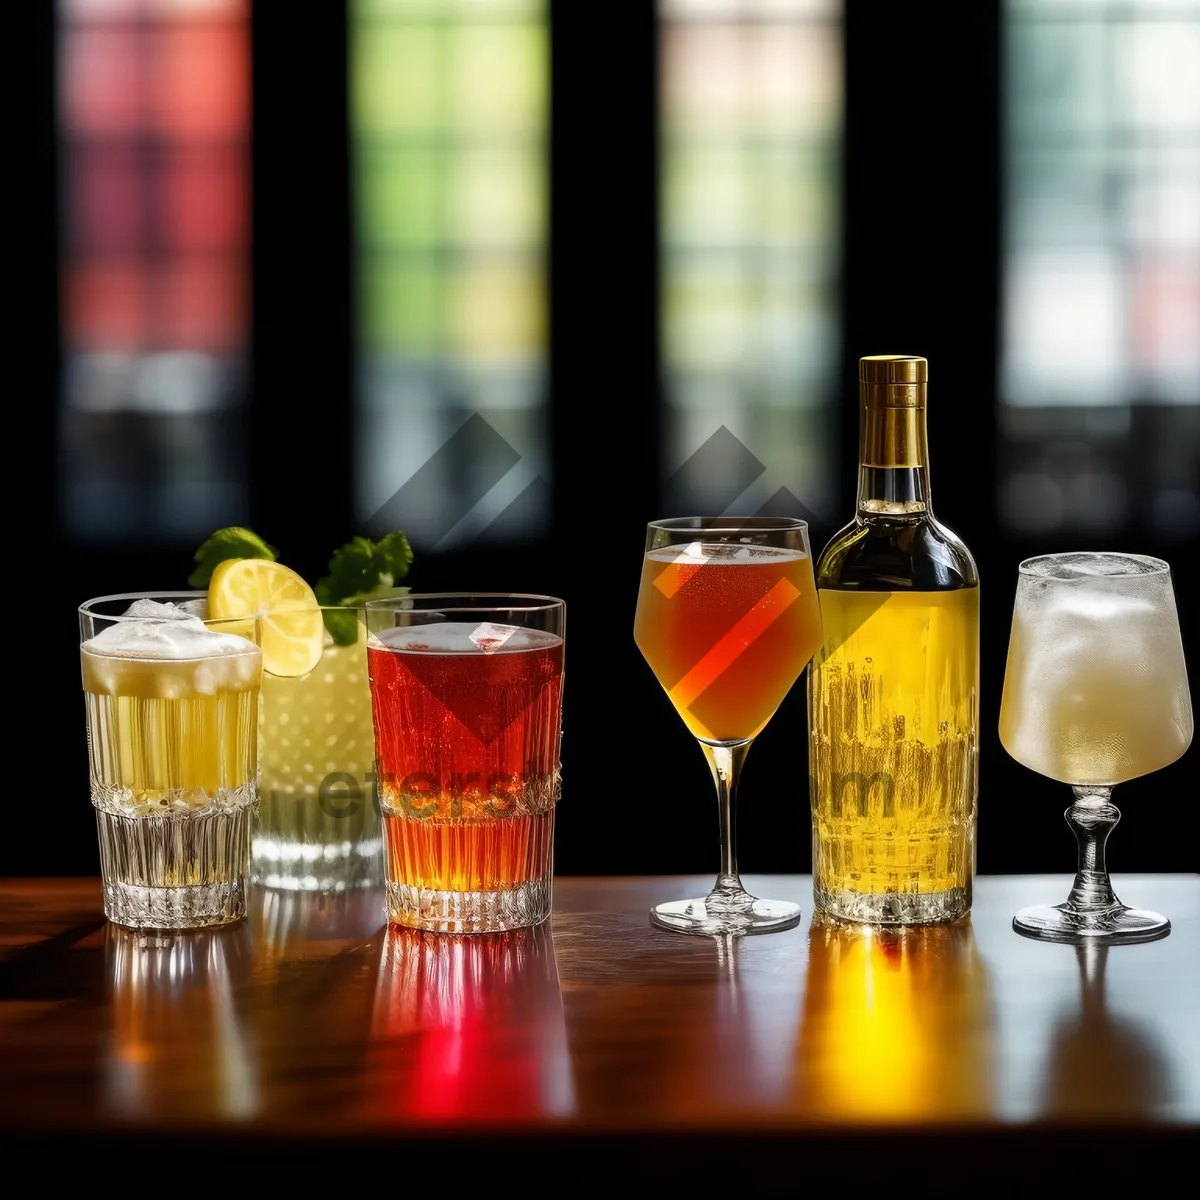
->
[[103, 923, 257, 1120], [250, 885, 386, 963], [1040, 942, 1172, 1119], [371, 923, 574, 1123], [795, 916, 993, 1122]]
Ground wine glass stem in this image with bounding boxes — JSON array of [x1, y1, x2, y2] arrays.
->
[[1064, 785, 1122, 914], [702, 740, 750, 896]]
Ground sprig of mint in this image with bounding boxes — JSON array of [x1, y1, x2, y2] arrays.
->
[[188, 527, 277, 588], [187, 526, 413, 648], [316, 532, 414, 646]]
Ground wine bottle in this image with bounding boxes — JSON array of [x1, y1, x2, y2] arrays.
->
[[807, 355, 980, 924]]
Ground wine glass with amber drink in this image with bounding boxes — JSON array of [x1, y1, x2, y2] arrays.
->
[[634, 517, 823, 934]]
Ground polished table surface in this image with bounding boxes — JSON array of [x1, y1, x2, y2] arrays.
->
[[1, 875, 1197, 1181]]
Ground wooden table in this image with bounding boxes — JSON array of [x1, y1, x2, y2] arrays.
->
[[1, 875, 1196, 1186]]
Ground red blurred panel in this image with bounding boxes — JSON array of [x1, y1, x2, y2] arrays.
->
[[71, 145, 146, 256], [66, 262, 148, 349], [1133, 254, 1200, 376], [161, 146, 247, 252], [154, 256, 245, 352], [62, 26, 146, 136], [152, 18, 249, 139]]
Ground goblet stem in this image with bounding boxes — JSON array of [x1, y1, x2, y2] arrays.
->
[[701, 740, 750, 904], [1064, 786, 1122, 914], [647, 737, 800, 935], [1013, 783, 1169, 943]]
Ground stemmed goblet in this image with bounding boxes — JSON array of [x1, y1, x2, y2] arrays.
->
[[634, 517, 823, 935], [999, 552, 1192, 943]]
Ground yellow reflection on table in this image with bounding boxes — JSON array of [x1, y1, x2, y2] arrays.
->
[[796, 916, 993, 1122], [104, 923, 258, 1121]]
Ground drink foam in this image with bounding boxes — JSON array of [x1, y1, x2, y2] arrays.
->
[[84, 598, 257, 660], [646, 542, 807, 566], [369, 621, 562, 655]]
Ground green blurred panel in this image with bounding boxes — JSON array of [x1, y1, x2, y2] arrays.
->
[[358, 146, 444, 249], [352, 21, 441, 135], [361, 257, 443, 355], [448, 146, 544, 249], [664, 260, 751, 374], [663, 143, 749, 250], [754, 142, 837, 249], [358, 0, 540, 18], [449, 24, 547, 133], [446, 261, 544, 367]]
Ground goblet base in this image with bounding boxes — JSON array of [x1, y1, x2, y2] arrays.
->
[[650, 893, 802, 936], [1013, 901, 1170, 945]]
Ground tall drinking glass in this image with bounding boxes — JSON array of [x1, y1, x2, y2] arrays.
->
[[999, 553, 1193, 943], [633, 517, 823, 934], [254, 604, 383, 891], [80, 592, 262, 930], [365, 594, 565, 933]]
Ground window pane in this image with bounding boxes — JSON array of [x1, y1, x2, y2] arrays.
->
[[660, 1, 842, 520], [1001, 0, 1200, 539], [58, 0, 250, 542], [352, 0, 548, 550]]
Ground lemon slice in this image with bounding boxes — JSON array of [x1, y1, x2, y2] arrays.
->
[[208, 559, 324, 677]]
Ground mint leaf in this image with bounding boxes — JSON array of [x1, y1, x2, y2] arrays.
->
[[322, 585, 410, 647], [373, 531, 413, 583], [322, 607, 361, 648], [188, 527, 277, 588], [315, 532, 413, 606], [315, 537, 375, 606]]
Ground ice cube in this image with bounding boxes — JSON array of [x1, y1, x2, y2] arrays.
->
[[372, 621, 558, 654], [468, 621, 518, 653], [122, 598, 199, 620]]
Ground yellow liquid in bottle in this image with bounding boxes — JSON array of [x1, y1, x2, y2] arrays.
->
[[808, 588, 979, 918]]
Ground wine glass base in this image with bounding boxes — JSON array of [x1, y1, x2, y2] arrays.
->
[[1013, 902, 1171, 945], [650, 895, 802, 936]]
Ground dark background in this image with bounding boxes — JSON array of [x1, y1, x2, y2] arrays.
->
[[12, 2, 1197, 880]]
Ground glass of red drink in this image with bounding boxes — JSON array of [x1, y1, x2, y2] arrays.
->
[[365, 594, 566, 933]]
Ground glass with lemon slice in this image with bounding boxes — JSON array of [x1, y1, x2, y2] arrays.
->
[[208, 559, 386, 891]]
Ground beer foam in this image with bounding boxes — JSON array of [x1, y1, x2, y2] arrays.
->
[[84, 599, 256, 660], [646, 541, 807, 566], [369, 620, 562, 655]]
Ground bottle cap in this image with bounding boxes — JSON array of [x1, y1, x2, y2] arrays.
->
[[859, 355, 926, 408], [859, 355, 927, 383]]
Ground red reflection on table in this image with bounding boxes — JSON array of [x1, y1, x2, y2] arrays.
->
[[371, 923, 574, 1125]]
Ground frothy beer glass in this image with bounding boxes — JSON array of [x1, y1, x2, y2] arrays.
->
[[365, 594, 566, 933], [80, 593, 262, 930], [999, 553, 1193, 943]]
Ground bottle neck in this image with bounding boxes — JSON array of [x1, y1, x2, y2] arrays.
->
[[855, 401, 931, 518]]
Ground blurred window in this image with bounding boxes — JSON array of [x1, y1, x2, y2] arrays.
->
[[58, 0, 250, 542], [1002, 0, 1200, 539], [352, 0, 548, 550], [660, 0, 843, 519]]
